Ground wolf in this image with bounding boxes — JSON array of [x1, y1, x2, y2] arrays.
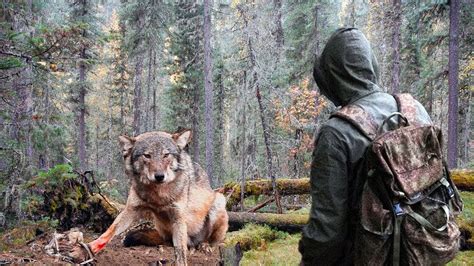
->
[[73, 130, 228, 265]]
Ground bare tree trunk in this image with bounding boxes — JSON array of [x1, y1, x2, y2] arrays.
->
[[152, 51, 158, 130], [132, 54, 144, 136], [204, 0, 215, 186], [458, 86, 471, 167], [390, 0, 401, 94], [255, 85, 281, 213], [78, 46, 87, 172], [144, 47, 153, 132], [192, 86, 200, 163], [313, 5, 320, 56], [273, 0, 284, 48], [447, 0, 459, 168], [237, 5, 282, 213], [240, 102, 247, 212]]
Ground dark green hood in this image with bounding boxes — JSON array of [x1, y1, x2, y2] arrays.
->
[[314, 28, 380, 106]]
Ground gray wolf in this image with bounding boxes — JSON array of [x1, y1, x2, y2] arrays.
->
[[73, 130, 228, 265]]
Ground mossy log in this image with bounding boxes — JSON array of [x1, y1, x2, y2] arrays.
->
[[451, 169, 474, 191], [228, 211, 307, 233], [223, 178, 310, 208], [223, 169, 474, 208]]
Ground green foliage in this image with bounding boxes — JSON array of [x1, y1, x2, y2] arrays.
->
[[24, 164, 76, 189], [0, 57, 23, 70]]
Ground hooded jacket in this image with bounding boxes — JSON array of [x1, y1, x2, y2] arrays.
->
[[300, 28, 431, 265]]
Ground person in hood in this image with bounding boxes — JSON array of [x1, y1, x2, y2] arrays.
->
[[299, 28, 431, 265]]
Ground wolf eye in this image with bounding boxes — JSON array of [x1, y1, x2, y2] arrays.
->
[[143, 154, 151, 159], [163, 153, 170, 158]]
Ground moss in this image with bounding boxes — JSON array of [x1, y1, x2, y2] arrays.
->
[[449, 251, 474, 265], [0, 218, 57, 251], [225, 224, 288, 251], [241, 233, 301, 266]]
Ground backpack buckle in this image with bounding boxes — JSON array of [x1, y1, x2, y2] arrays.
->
[[393, 203, 404, 216]]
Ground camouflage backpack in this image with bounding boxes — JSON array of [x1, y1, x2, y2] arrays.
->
[[332, 93, 463, 265]]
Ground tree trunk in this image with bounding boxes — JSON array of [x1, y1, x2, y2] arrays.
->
[[390, 0, 401, 94], [132, 54, 144, 136], [255, 86, 281, 213], [191, 85, 200, 163], [273, 0, 284, 48], [447, 0, 459, 168], [458, 86, 471, 167], [152, 50, 158, 130], [78, 46, 87, 172], [144, 47, 153, 132], [204, 0, 215, 186]]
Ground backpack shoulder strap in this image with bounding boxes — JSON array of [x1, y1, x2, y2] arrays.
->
[[393, 93, 420, 125], [330, 104, 378, 140]]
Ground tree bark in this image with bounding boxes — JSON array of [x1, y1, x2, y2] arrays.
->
[[191, 84, 200, 163], [447, 0, 459, 168], [132, 54, 144, 136], [204, 0, 215, 186], [78, 46, 87, 171], [273, 0, 284, 48], [458, 86, 471, 167], [144, 47, 153, 132], [390, 0, 401, 94]]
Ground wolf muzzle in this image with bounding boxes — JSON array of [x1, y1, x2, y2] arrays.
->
[[154, 173, 165, 183]]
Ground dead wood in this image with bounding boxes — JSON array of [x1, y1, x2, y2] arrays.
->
[[223, 169, 474, 208]]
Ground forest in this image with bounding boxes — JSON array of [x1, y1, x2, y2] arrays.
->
[[0, 0, 473, 265]]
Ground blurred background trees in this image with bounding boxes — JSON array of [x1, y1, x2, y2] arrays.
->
[[0, 0, 472, 223]]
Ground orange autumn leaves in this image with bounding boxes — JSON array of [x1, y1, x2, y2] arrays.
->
[[274, 78, 327, 170]]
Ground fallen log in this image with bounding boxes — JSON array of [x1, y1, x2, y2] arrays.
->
[[224, 178, 310, 208], [227, 211, 307, 233], [224, 169, 474, 208], [451, 169, 474, 191], [227, 211, 474, 249]]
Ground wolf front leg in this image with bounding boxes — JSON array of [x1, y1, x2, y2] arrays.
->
[[89, 207, 138, 254], [172, 211, 188, 266]]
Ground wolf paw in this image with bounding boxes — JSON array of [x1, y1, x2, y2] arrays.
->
[[174, 248, 187, 266], [197, 242, 214, 254]]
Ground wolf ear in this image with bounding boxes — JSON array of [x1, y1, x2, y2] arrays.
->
[[119, 135, 135, 155], [172, 130, 192, 149]]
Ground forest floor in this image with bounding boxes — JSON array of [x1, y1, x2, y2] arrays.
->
[[1, 191, 473, 265], [0, 230, 222, 265]]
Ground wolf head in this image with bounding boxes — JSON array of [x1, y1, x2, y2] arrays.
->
[[119, 130, 192, 185]]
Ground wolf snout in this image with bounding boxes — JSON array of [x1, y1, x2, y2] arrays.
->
[[154, 173, 165, 182]]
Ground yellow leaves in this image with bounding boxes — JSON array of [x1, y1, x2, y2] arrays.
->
[[460, 55, 473, 80], [274, 77, 327, 132]]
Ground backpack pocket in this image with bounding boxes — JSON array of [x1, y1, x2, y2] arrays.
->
[[401, 187, 461, 265], [354, 183, 393, 266]]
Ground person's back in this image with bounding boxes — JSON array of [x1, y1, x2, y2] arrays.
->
[[299, 28, 432, 265]]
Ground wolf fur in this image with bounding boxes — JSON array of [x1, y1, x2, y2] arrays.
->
[[84, 130, 228, 265]]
